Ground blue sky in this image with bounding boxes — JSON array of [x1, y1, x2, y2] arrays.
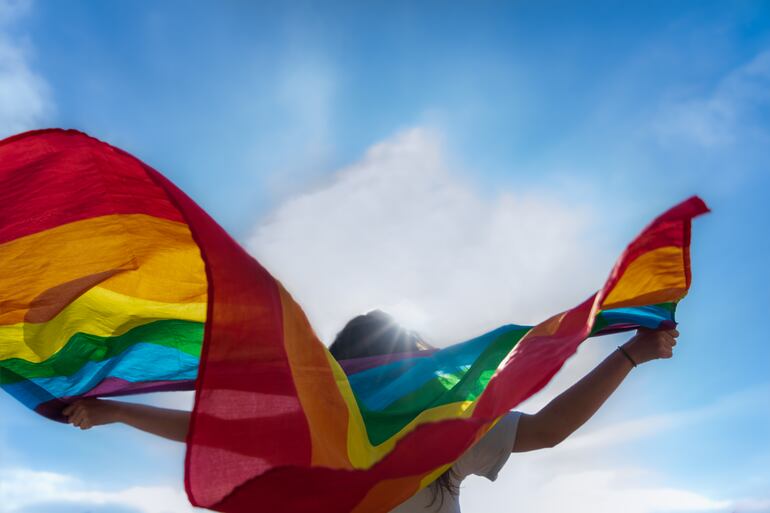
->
[[0, 1, 769, 512]]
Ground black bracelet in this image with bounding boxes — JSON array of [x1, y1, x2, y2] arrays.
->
[[617, 346, 637, 367]]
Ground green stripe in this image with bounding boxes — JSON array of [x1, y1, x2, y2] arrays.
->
[[357, 326, 529, 445], [590, 313, 611, 334], [0, 319, 204, 385]]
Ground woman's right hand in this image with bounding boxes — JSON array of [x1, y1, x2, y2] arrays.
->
[[62, 398, 120, 430], [622, 327, 679, 366]]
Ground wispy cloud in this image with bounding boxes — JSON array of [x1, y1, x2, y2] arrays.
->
[[257, 46, 337, 201], [654, 49, 770, 147], [0, 0, 52, 137], [0, 0, 31, 25], [462, 463, 731, 513], [247, 126, 610, 345], [558, 381, 770, 452], [731, 498, 770, 513], [0, 468, 199, 513]]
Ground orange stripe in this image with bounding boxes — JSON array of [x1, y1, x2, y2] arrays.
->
[[0, 214, 206, 325], [278, 283, 352, 469], [602, 246, 687, 310], [351, 475, 422, 513]]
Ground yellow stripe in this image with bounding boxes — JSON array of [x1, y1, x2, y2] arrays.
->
[[0, 214, 206, 325], [0, 286, 206, 362], [602, 246, 687, 310], [322, 349, 484, 469]]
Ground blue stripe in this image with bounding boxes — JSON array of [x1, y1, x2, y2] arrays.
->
[[599, 304, 675, 329], [1, 343, 199, 409], [348, 325, 527, 411]]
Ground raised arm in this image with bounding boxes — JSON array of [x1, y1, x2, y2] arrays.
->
[[63, 399, 191, 443], [512, 328, 679, 452]]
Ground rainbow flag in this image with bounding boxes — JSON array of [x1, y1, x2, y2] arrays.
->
[[0, 129, 708, 513]]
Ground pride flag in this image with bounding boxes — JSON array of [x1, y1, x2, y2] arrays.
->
[[0, 129, 708, 513]]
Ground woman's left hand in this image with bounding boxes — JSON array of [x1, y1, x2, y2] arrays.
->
[[62, 398, 120, 430]]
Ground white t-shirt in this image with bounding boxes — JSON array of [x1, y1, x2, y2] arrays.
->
[[390, 411, 522, 513]]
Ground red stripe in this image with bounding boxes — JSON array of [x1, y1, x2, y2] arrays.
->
[[0, 129, 183, 244], [474, 295, 597, 419], [213, 418, 491, 513], [130, 142, 313, 505]]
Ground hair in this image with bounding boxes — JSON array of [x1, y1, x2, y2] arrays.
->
[[329, 310, 458, 506], [329, 309, 426, 360]]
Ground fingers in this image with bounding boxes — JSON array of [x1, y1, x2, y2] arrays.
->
[[62, 399, 85, 416], [69, 406, 85, 427], [62, 400, 81, 421], [62, 401, 93, 430], [667, 328, 680, 344], [658, 329, 678, 358], [656, 338, 673, 357], [628, 327, 680, 364]]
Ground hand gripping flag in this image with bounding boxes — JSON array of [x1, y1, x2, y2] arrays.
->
[[0, 129, 709, 513]]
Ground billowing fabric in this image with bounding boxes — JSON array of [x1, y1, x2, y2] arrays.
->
[[0, 129, 709, 513]]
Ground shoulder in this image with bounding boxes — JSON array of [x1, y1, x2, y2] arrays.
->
[[451, 411, 522, 482]]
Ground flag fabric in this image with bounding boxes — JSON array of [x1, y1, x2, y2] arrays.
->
[[0, 129, 709, 513]]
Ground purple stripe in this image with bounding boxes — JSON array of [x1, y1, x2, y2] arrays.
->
[[595, 319, 677, 336], [338, 350, 437, 375]]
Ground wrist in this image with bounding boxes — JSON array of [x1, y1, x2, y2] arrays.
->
[[616, 344, 638, 368], [622, 338, 649, 366]]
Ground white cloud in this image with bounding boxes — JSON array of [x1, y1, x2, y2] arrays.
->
[[654, 49, 770, 147], [0, 468, 200, 513], [246, 141, 769, 513], [0, 0, 52, 137], [248, 125, 752, 513], [462, 462, 731, 513], [247, 126, 609, 346]]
